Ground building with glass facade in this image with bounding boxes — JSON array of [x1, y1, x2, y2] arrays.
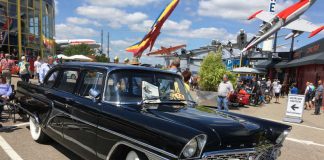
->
[[0, 0, 55, 60]]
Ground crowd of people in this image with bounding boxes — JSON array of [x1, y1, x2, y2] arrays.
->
[[0, 54, 56, 123], [217, 76, 323, 115], [304, 80, 323, 115]]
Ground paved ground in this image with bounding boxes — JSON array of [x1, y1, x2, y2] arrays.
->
[[230, 98, 324, 160], [0, 77, 323, 160]]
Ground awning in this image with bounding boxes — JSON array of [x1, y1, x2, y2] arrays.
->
[[275, 61, 289, 68], [255, 60, 273, 68], [287, 52, 324, 68]]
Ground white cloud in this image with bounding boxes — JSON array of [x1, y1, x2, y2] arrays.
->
[[66, 17, 102, 27], [129, 19, 192, 32], [84, 0, 157, 7], [198, 0, 294, 21], [76, 6, 148, 28], [174, 27, 236, 41], [55, 24, 99, 39], [128, 18, 235, 41], [111, 39, 134, 48]]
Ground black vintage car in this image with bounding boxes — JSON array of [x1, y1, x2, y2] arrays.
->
[[16, 62, 291, 160]]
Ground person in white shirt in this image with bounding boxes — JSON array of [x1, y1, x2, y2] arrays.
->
[[266, 79, 271, 88], [39, 56, 54, 84], [272, 80, 278, 98], [274, 81, 282, 103], [34, 56, 42, 82], [217, 75, 234, 111]]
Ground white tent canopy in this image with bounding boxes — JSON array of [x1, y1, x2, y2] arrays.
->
[[69, 55, 93, 61], [56, 54, 92, 61], [232, 67, 264, 74], [57, 54, 71, 60]]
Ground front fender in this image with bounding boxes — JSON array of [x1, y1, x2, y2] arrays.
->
[[225, 112, 292, 143]]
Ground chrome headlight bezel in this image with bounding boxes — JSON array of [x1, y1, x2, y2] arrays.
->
[[275, 129, 291, 144], [180, 134, 207, 159]]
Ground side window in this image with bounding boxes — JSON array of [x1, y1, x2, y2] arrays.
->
[[79, 71, 104, 99], [44, 70, 59, 88], [55, 70, 79, 93]]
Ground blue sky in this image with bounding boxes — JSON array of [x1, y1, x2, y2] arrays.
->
[[54, 0, 324, 63]]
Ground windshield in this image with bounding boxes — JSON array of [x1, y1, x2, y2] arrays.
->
[[104, 70, 193, 103]]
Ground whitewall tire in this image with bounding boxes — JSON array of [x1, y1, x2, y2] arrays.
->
[[29, 117, 49, 143]]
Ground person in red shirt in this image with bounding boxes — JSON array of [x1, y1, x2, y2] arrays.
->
[[0, 54, 14, 85]]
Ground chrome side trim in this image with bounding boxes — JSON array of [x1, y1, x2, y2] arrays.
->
[[98, 126, 178, 159], [106, 141, 169, 160], [47, 108, 178, 159]]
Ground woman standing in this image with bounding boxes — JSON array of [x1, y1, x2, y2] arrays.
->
[[18, 56, 30, 82]]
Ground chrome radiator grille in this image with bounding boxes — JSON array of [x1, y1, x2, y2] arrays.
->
[[202, 144, 280, 160]]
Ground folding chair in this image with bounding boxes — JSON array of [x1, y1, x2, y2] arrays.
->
[[2, 85, 19, 123]]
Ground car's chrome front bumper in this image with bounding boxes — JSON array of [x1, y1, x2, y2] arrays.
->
[[201, 144, 281, 160]]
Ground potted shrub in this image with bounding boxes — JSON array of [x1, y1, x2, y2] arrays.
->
[[196, 51, 236, 107]]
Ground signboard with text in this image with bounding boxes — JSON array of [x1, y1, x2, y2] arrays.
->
[[269, 0, 277, 13], [283, 94, 305, 123]]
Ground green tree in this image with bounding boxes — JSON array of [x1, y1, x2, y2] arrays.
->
[[63, 43, 95, 56], [198, 50, 236, 91], [95, 54, 109, 63]]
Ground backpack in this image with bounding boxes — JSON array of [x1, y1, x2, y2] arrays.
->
[[307, 87, 314, 96]]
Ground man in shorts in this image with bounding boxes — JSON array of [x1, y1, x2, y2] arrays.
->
[[274, 81, 282, 103]]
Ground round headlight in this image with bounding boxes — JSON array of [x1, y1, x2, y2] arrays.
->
[[271, 148, 281, 159], [276, 130, 290, 144], [182, 139, 198, 158], [196, 134, 207, 150]]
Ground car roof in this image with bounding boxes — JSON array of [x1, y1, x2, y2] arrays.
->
[[57, 62, 179, 76]]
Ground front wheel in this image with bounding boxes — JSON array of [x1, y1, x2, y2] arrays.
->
[[29, 117, 50, 143], [125, 151, 148, 160], [249, 96, 256, 106]]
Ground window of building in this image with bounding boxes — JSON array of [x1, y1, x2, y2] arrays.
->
[[8, 3, 16, 18], [0, 2, 7, 16], [55, 70, 79, 93], [21, 0, 27, 7], [8, 0, 16, 4], [79, 71, 105, 99], [28, 0, 33, 8]]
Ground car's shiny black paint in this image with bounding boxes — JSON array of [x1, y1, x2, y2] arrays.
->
[[16, 62, 291, 160]]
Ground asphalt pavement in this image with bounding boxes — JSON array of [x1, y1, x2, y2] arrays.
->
[[0, 77, 323, 160]]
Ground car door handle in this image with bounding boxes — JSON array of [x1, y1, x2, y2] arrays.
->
[[65, 104, 72, 109], [44, 91, 51, 95], [65, 98, 74, 103]]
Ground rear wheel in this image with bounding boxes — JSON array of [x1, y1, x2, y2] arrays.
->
[[29, 117, 50, 143]]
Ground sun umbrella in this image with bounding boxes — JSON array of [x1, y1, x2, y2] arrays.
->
[[232, 67, 263, 74]]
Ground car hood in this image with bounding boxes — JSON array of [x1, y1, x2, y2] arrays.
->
[[146, 106, 270, 151]]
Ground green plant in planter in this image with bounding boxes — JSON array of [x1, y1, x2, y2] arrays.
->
[[198, 51, 236, 92]]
